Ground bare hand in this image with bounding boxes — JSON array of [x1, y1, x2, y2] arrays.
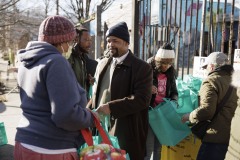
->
[[91, 110, 100, 121], [96, 103, 111, 115], [181, 113, 190, 123], [152, 86, 158, 94], [88, 74, 95, 85]]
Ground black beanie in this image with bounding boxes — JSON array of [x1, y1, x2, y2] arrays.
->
[[106, 22, 130, 44]]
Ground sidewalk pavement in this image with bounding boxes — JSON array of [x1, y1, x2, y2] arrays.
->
[[0, 56, 21, 160]]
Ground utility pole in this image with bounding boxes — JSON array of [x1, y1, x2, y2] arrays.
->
[[95, 5, 102, 59], [208, 0, 214, 53], [238, 8, 240, 48], [56, 0, 59, 15], [228, 0, 235, 65], [199, 0, 207, 56], [221, 0, 227, 52], [131, 0, 139, 56]]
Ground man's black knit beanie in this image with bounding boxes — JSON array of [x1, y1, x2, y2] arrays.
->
[[106, 22, 130, 44]]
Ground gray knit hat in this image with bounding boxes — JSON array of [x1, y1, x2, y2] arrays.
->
[[201, 52, 228, 69]]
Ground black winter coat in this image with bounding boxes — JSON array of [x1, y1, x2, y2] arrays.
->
[[92, 51, 153, 160], [147, 56, 178, 106]]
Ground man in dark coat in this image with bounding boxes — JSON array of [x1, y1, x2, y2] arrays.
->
[[89, 22, 153, 160]]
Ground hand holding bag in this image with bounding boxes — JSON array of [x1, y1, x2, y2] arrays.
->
[[149, 98, 191, 146], [80, 111, 128, 160], [191, 86, 233, 140]]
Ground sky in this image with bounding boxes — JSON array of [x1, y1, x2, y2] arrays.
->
[[17, 0, 239, 13], [17, 0, 129, 17]]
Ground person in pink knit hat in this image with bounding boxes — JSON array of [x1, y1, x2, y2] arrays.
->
[[14, 15, 96, 160]]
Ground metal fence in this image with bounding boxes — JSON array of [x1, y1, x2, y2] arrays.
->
[[136, 0, 239, 78]]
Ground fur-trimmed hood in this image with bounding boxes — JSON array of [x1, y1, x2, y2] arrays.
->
[[232, 70, 240, 88]]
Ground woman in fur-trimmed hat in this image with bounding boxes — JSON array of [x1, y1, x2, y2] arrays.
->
[[145, 43, 178, 160]]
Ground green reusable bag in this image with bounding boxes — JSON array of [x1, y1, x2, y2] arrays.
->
[[79, 120, 120, 150], [79, 112, 120, 150], [79, 134, 120, 150], [148, 98, 191, 146], [88, 85, 93, 99], [190, 89, 199, 110], [78, 111, 130, 160], [176, 76, 202, 115], [176, 88, 194, 116], [0, 122, 8, 146], [182, 75, 202, 109], [183, 75, 202, 92], [98, 119, 120, 149]]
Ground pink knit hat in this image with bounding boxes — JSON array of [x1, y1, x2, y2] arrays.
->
[[38, 15, 76, 44]]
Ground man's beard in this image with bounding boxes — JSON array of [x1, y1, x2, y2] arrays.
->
[[109, 48, 119, 58], [79, 46, 89, 54], [72, 43, 88, 56]]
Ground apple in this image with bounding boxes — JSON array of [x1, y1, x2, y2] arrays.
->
[[83, 148, 106, 160], [110, 152, 126, 160]]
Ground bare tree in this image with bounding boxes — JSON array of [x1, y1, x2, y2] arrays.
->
[[0, 0, 20, 12], [43, 0, 54, 17], [0, 0, 21, 27], [0, 0, 44, 54], [60, 0, 113, 23], [0, 0, 21, 53]]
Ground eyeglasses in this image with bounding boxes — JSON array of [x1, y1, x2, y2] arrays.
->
[[155, 60, 173, 65]]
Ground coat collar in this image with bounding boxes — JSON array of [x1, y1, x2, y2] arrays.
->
[[119, 50, 134, 67], [98, 49, 134, 75], [208, 64, 233, 76]]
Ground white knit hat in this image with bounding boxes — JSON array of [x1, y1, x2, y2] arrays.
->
[[155, 48, 175, 59]]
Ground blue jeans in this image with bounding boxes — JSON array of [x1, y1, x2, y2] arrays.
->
[[197, 142, 228, 160], [144, 126, 161, 160]]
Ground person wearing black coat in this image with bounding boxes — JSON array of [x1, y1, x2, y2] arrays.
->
[[68, 28, 97, 99], [145, 43, 178, 160], [90, 22, 153, 160]]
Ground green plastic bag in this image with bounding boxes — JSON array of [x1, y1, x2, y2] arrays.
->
[[149, 98, 191, 146]]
